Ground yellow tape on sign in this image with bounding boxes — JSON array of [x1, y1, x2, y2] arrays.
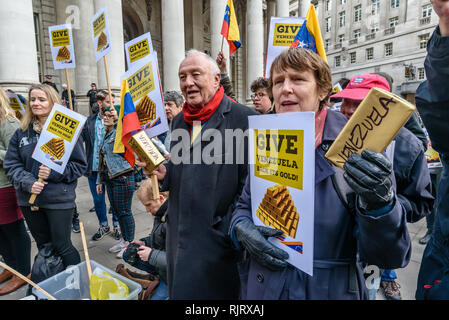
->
[[128, 39, 150, 64], [47, 111, 80, 143], [127, 62, 155, 102], [51, 29, 70, 47], [93, 13, 106, 38], [254, 129, 304, 190], [273, 23, 302, 47]]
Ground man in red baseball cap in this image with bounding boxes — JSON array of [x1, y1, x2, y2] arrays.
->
[[331, 73, 390, 119], [331, 73, 433, 301]]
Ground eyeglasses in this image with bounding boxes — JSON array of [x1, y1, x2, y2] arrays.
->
[[251, 92, 267, 100], [103, 114, 115, 119]]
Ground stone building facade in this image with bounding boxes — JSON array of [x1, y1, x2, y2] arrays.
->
[[317, 0, 438, 103]]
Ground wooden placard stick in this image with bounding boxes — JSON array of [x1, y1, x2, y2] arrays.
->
[[150, 174, 159, 200], [103, 55, 114, 110], [79, 222, 92, 279], [0, 261, 57, 300], [65, 68, 74, 111], [29, 177, 44, 211]]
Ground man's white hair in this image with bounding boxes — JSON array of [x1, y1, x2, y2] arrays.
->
[[184, 49, 220, 75]]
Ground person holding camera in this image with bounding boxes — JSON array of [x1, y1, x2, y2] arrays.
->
[[122, 178, 168, 300]]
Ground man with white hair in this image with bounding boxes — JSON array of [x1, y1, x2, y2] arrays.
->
[[140, 49, 258, 299]]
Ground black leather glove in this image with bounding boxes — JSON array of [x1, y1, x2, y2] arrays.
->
[[343, 149, 394, 212], [234, 219, 289, 271]]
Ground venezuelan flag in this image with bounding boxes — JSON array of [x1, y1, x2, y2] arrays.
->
[[221, 0, 241, 54], [113, 79, 142, 167], [290, 4, 327, 63]]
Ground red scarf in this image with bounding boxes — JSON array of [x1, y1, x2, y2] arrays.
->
[[315, 107, 328, 149], [183, 86, 224, 126]]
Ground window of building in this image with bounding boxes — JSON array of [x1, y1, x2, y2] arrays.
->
[[335, 56, 341, 67], [419, 34, 430, 49], [391, 0, 400, 8], [366, 47, 374, 60], [325, 39, 330, 50], [354, 5, 362, 22], [326, 0, 332, 11], [418, 67, 425, 80], [326, 17, 332, 32], [350, 52, 356, 64], [33, 13, 44, 83], [372, 0, 380, 15], [338, 34, 345, 43], [353, 29, 361, 39], [389, 16, 399, 27], [385, 43, 393, 56], [370, 23, 379, 34], [339, 11, 346, 27], [340, 0, 346, 4], [422, 4, 432, 18]]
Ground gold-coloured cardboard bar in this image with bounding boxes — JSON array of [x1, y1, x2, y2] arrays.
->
[[325, 87, 416, 169], [128, 130, 165, 173]]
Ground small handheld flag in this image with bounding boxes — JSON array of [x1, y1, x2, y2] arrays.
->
[[113, 79, 142, 167], [221, 0, 241, 54], [290, 4, 327, 63]]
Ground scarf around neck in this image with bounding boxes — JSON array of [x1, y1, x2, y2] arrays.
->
[[315, 106, 328, 149], [183, 86, 224, 126]]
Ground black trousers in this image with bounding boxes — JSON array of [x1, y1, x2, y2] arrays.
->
[[21, 206, 80, 268], [0, 219, 31, 276]]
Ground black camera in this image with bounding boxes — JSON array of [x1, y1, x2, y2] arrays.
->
[[124, 243, 141, 265]]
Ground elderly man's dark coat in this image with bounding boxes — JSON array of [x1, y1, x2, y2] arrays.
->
[[164, 94, 258, 299]]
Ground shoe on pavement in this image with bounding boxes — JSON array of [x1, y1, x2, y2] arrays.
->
[[0, 274, 30, 295], [381, 280, 402, 300], [109, 239, 129, 253], [419, 232, 432, 245], [89, 207, 96, 213], [92, 226, 111, 241], [0, 269, 13, 284], [116, 247, 128, 259], [111, 227, 121, 240], [72, 217, 80, 233]]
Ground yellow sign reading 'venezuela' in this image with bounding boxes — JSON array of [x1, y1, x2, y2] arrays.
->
[[47, 110, 80, 143], [127, 62, 155, 102], [51, 29, 70, 47], [272, 23, 302, 47], [93, 12, 106, 38], [128, 39, 150, 64], [255, 129, 304, 190]]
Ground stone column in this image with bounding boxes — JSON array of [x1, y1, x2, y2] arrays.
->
[[246, 0, 264, 98], [94, 0, 125, 95], [162, 0, 186, 91], [298, 0, 309, 17], [276, 0, 290, 17], [55, 0, 97, 115], [0, 0, 39, 92], [210, 0, 230, 74]]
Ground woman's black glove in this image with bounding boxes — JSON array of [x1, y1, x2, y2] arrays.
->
[[234, 219, 289, 270], [343, 149, 394, 212]]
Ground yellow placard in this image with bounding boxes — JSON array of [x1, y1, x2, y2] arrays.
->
[[272, 23, 303, 47], [51, 29, 70, 47], [93, 12, 106, 38], [325, 87, 416, 169], [9, 97, 21, 111], [47, 110, 80, 143], [254, 129, 304, 190], [127, 62, 155, 102], [128, 38, 151, 64]]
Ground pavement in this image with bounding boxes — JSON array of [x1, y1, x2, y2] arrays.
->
[[0, 176, 430, 300]]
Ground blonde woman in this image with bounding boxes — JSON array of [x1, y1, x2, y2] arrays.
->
[[0, 87, 31, 295], [4, 84, 87, 272]]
